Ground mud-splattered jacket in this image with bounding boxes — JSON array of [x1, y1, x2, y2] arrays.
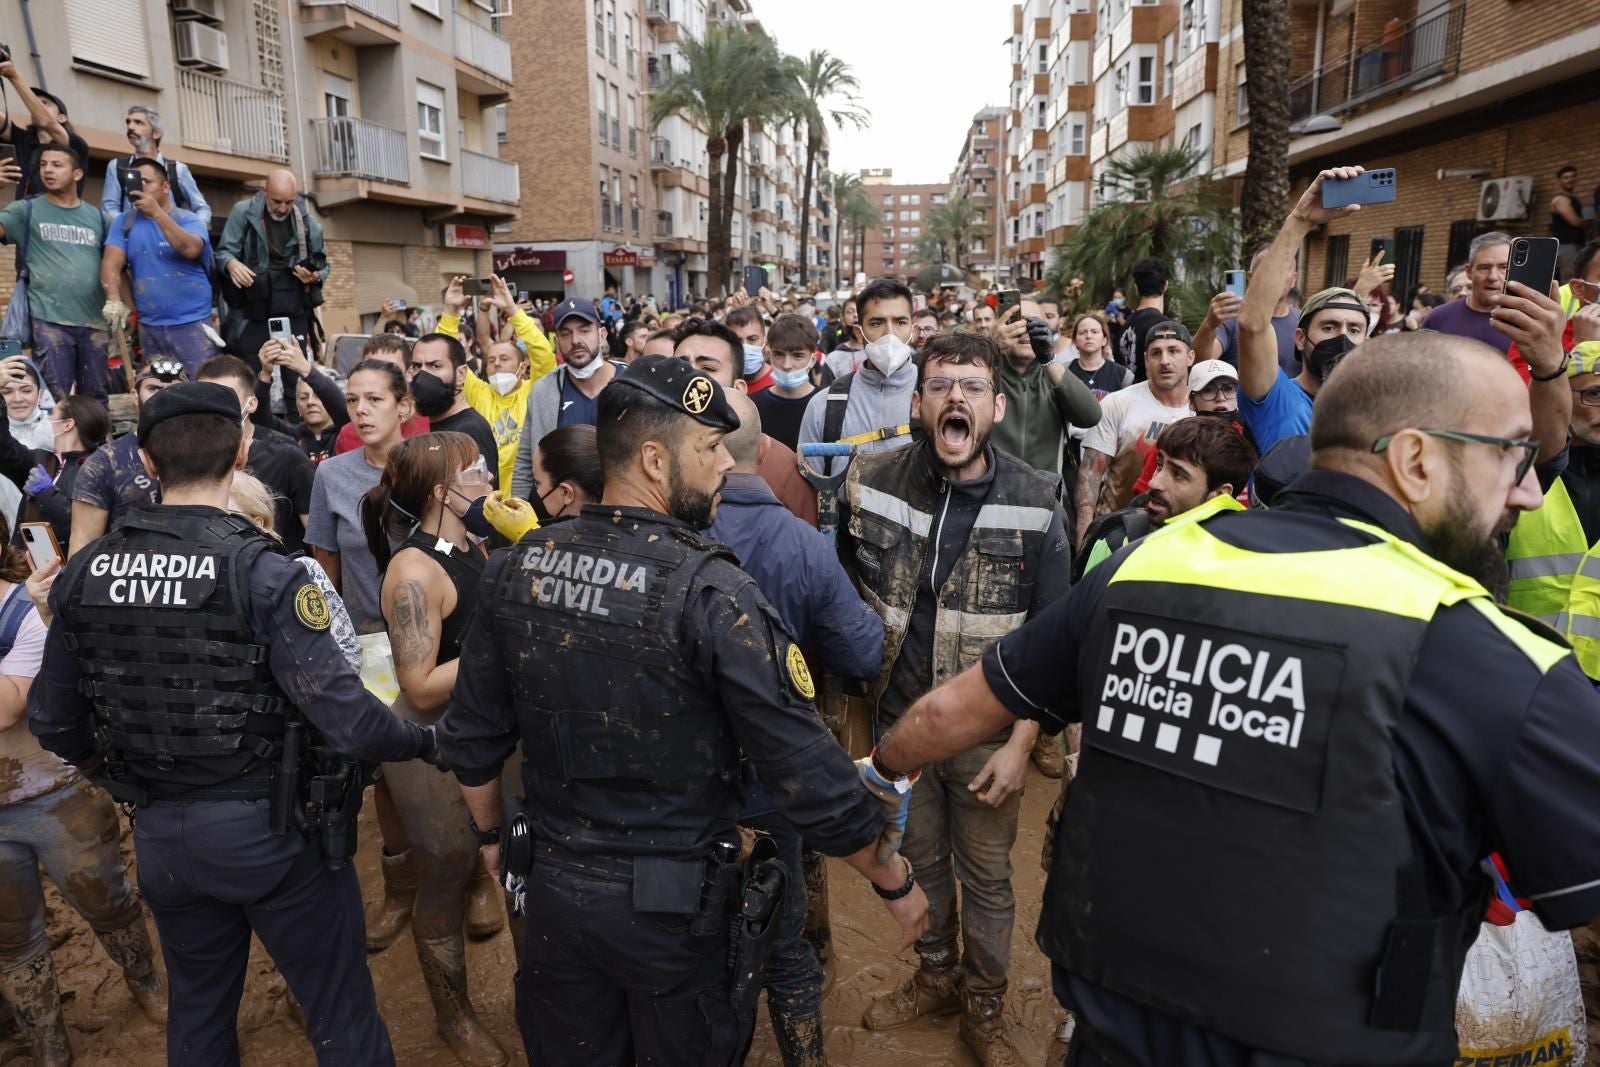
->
[[840, 439, 1072, 731]]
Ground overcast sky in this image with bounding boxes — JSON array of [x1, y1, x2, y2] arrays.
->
[[753, 1, 1014, 186]]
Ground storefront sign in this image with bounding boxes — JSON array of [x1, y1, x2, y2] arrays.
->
[[494, 247, 568, 272], [443, 224, 487, 249], [602, 246, 639, 267]]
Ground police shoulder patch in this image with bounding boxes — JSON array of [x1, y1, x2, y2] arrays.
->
[[786, 643, 815, 700], [294, 584, 332, 631]]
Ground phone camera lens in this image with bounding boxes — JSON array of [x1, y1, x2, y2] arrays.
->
[[1513, 248, 1528, 266]]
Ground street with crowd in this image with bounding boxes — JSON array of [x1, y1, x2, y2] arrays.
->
[[3, 34, 1600, 1067]]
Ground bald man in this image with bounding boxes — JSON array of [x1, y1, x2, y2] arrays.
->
[[217, 167, 329, 422], [869, 330, 1600, 1066], [707, 390, 883, 1063]]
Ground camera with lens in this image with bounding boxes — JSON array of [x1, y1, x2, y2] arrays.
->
[[296, 251, 327, 275]]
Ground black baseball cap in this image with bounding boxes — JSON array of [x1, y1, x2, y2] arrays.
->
[[609, 354, 739, 432], [1144, 318, 1193, 349], [137, 381, 242, 439]]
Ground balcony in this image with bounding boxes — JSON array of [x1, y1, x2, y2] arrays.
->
[[461, 149, 519, 204], [645, 0, 670, 24], [454, 14, 513, 95], [1289, 1, 1465, 125], [299, 0, 401, 44], [177, 69, 288, 162], [302, 0, 397, 19], [628, 127, 639, 158], [655, 211, 674, 237], [312, 115, 409, 183], [597, 108, 609, 146], [651, 137, 672, 167]]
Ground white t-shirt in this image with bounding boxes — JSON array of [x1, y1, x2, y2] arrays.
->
[[1080, 381, 1192, 511], [0, 602, 69, 806]]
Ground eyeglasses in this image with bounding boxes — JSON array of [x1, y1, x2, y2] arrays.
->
[[922, 376, 995, 399], [1371, 428, 1540, 485], [1195, 382, 1237, 400], [453, 456, 491, 486], [1573, 385, 1600, 408]]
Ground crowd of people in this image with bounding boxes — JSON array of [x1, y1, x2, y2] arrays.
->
[[2, 69, 1600, 1067]]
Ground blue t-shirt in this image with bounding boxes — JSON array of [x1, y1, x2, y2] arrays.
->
[[107, 208, 214, 327], [1238, 367, 1313, 455], [555, 362, 622, 428], [1219, 309, 1301, 376]]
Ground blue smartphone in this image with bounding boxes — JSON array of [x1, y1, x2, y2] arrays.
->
[[1224, 270, 1246, 298], [1321, 168, 1396, 209]]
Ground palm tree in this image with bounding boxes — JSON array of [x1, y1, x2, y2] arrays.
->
[[1044, 143, 1237, 327], [1241, 0, 1292, 244], [650, 24, 789, 296], [783, 50, 868, 287], [828, 170, 877, 289], [925, 194, 985, 271]]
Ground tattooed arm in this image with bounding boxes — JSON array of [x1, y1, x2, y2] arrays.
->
[[1074, 447, 1112, 551], [382, 553, 460, 714]]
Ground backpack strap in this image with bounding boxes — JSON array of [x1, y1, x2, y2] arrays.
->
[[0, 583, 33, 658], [821, 372, 854, 475], [14, 198, 34, 281]]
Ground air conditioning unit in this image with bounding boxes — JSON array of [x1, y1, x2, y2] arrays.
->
[[1477, 176, 1534, 223], [172, 0, 224, 22], [175, 21, 228, 71]]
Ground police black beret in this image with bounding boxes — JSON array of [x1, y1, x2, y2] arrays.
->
[[608, 354, 740, 432], [137, 381, 242, 440], [1252, 434, 1311, 508]]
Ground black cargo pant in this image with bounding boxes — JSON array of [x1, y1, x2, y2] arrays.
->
[[514, 845, 741, 1067], [134, 798, 394, 1066]]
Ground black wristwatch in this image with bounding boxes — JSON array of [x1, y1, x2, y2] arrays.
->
[[468, 816, 501, 847], [873, 861, 917, 901]]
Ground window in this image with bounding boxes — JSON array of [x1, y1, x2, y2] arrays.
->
[[610, 83, 621, 148], [1036, 101, 1047, 129], [600, 172, 612, 230], [1035, 157, 1047, 181], [1324, 234, 1349, 290], [64, 0, 151, 78], [976, 120, 987, 136], [1070, 121, 1085, 155], [417, 81, 446, 159], [494, 103, 509, 143], [324, 73, 353, 119], [594, 0, 604, 56], [1163, 33, 1175, 99], [1183, 122, 1202, 152], [606, 0, 617, 63], [1037, 42, 1048, 74], [1235, 63, 1249, 125], [412, 0, 442, 14], [1394, 227, 1424, 305], [1011, 218, 1021, 243], [884, 210, 896, 221], [907, 210, 920, 221], [1114, 63, 1129, 109], [625, 15, 636, 75], [1447, 220, 1482, 276], [596, 75, 607, 145], [1137, 56, 1155, 104]]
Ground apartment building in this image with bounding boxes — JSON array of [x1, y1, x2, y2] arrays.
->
[[0, 0, 519, 334], [950, 106, 1007, 282], [1210, 0, 1600, 304], [838, 172, 951, 284], [1002, 1, 1053, 286]]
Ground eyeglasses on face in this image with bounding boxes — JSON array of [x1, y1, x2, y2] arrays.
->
[[922, 376, 995, 399], [1572, 385, 1600, 408], [453, 456, 492, 486], [1195, 382, 1237, 400], [1371, 428, 1540, 485]]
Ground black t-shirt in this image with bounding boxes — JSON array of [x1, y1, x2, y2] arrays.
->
[[265, 211, 295, 270], [982, 470, 1600, 1067], [1118, 306, 1168, 381], [3, 125, 91, 199], [247, 427, 316, 552], [751, 387, 815, 452], [430, 406, 501, 490], [1067, 358, 1133, 400]]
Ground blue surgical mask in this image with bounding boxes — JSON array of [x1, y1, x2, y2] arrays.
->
[[742, 343, 766, 375], [771, 366, 811, 390]]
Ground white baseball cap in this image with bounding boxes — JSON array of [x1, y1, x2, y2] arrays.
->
[[1189, 359, 1238, 392]]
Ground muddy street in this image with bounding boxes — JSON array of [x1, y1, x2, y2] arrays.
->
[[6, 768, 1064, 1066]]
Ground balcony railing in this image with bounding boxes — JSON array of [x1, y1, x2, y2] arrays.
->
[[301, 0, 399, 23], [461, 149, 519, 204], [312, 115, 409, 184], [598, 108, 609, 146], [628, 127, 638, 158], [177, 68, 288, 162], [655, 212, 673, 237], [651, 137, 672, 165], [1289, 1, 1465, 124], [454, 14, 513, 83], [646, 0, 671, 21]]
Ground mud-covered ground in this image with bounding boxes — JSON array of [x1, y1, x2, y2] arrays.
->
[[2, 769, 1067, 1066]]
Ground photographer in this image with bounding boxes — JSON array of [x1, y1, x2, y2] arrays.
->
[[98, 106, 209, 226], [0, 52, 89, 199], [215, 169, 329, 421]]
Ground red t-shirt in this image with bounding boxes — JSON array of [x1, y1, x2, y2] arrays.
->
[[746, 366, 775, 394], [333, 413, 431, 455]]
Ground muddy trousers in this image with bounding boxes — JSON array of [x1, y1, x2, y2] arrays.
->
[[740, 811, 822, 1019], [514, 850, 742, 1067], [134, 799, 395, 1066], [902, 739, 1022, 994]]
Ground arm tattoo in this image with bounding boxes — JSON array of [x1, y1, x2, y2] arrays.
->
[[389, 578, 435, 671], [1075, 450, 1111, 537]]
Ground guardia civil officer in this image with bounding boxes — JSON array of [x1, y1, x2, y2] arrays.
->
[[435, 355, 929, 1067], [28, 382, 437, 1066], [873, 329, 1600, 1067]]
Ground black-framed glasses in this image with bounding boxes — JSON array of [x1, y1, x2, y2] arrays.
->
[[1573, 385, 1600, 408], [1371, 428, 1540, 484], [922, 376, 995, 398], [1195, 382, 1237, 400]]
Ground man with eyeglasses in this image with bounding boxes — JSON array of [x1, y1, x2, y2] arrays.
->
[[841, 332, 1070, 1066], [865, 325, 1600, 1067]]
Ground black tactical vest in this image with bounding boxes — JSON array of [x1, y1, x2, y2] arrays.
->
[[56, 507, 291, 800], [1041, 501, 1488, 1063], [494, 508, 744, 859]]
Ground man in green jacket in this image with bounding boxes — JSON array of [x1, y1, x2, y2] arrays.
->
[[989, 297, 1101, 479]]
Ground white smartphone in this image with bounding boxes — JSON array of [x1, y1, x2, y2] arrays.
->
[[20, 522, 62, 571], [268, 316, 293, 341]]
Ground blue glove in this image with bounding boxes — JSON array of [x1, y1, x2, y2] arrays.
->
[[856, 752, 918, 864], [24, 465, 52, 497]]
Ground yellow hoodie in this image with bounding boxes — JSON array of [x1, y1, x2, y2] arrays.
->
[[437, 309, 557, 488]]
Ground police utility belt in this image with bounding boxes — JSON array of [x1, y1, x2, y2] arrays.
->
[[500, 795, 788, 1018]]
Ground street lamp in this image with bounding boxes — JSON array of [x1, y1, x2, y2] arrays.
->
[[1289, 113, 1343, 135]]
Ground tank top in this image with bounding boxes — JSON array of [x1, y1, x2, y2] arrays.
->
[[399, 531, 484, 664], [1553, 194, 1586, 245]]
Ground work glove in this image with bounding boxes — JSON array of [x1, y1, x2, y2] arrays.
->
[[1026, 316, 1054, 365], [101, 300, 130, 332], [484, 490, 540, 542], [856, 751, 919, 865], [417, 724, 441, 767], [24, 465, 52, 497]]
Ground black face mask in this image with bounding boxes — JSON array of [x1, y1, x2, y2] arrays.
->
[[530, 486, 557, 525], [410, 370, 455, 417], [1306, 334, 1357, 383]]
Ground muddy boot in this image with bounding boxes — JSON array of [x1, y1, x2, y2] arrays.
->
[[95, 919, 166, 1026], [801, 849, 832, 993], [366, 849, 416, 953], [414, 935, 507, 1066], [1030, 731, 1065, 779], [0, 950, 72, 1066], [861, 950, 961, 1031], [959, 991, 1026, 1067], [770, 1007, 826, 1067], [463, 855, 504, 941]]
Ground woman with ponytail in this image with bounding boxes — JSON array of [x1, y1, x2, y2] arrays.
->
[[359, 430, 506, 1067]]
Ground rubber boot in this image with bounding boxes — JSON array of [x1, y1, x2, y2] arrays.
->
[[94, 919, 166, 1026], [861, 948, 961, 1031], [770, 1007, 826, 1067], [1030, 730, 1065, 779], [801, 849, 833, 994], [958, 990, 1027, 1067], [463, 855, 504, 941], [0, 950, 72, 1066], [413, 934, 507, 1066], [366, 848, 416, 953]]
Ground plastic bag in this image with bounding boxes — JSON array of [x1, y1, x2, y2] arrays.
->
[[357, 632, 399, 704]]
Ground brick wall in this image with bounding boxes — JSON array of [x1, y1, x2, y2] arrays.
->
[[0, 246, 14, 313], [1458, 0, 1600, 75], [321, 239, 359, 336], [403, 244, 442, 297]]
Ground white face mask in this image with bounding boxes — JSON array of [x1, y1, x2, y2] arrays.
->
[[489, 372, 520, 395], [863, 330, 914, 376], [566, 355, 605, 380]]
